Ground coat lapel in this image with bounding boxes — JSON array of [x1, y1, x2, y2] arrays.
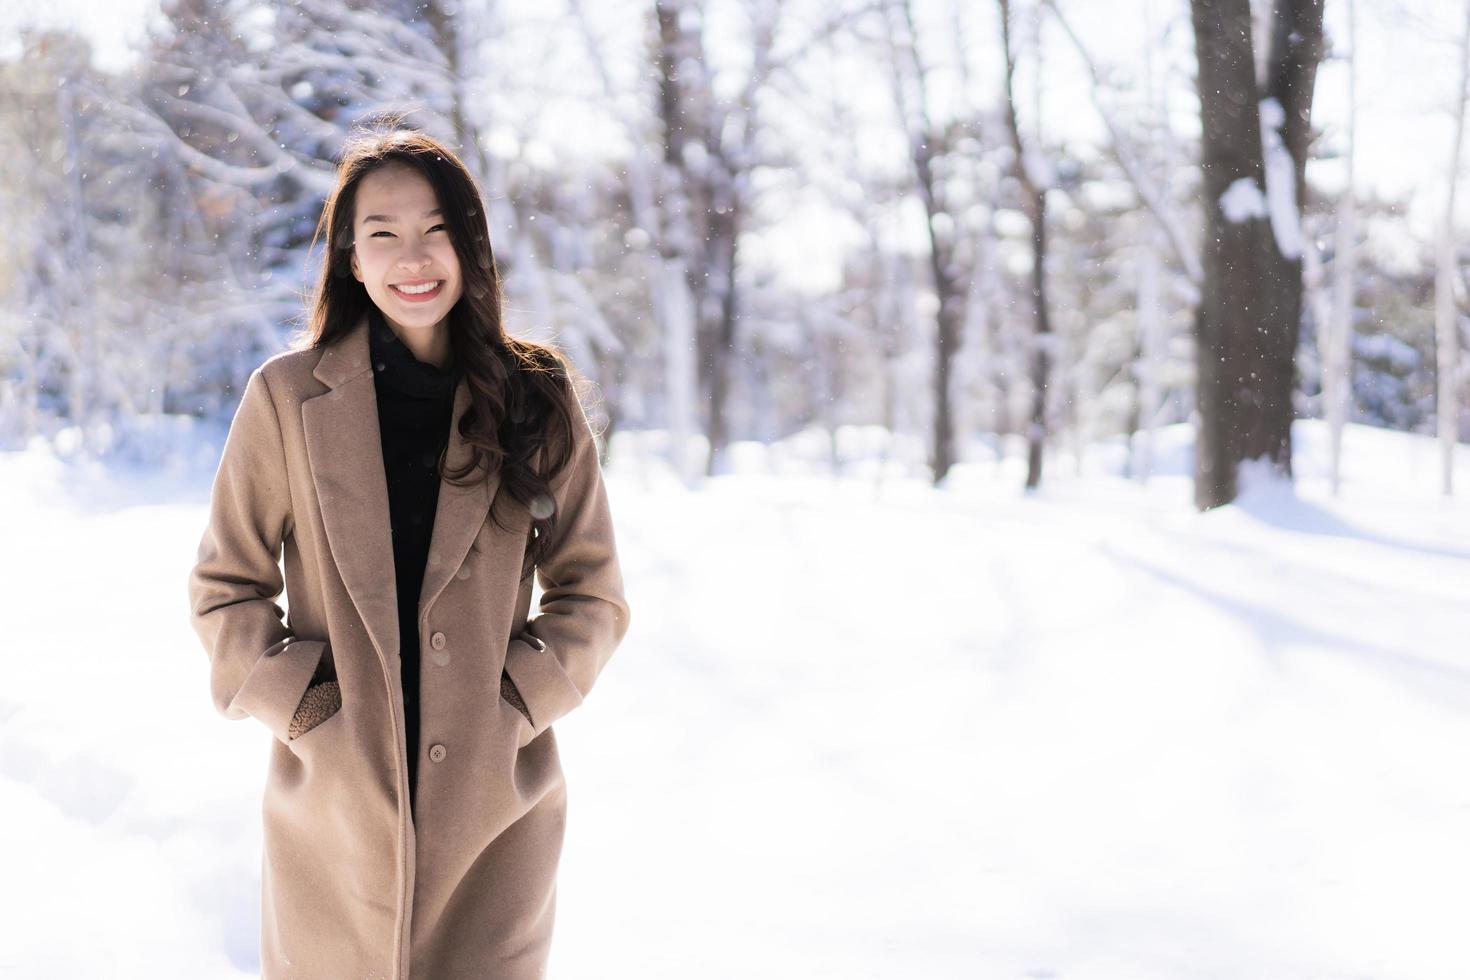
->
[[302, 313, 500, 667], [416, 373, 499, 627]]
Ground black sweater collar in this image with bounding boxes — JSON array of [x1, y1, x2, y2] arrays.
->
[[367, 305, 458, 401]]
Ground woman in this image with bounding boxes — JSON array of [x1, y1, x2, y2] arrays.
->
[[186, 121, 632, 980]]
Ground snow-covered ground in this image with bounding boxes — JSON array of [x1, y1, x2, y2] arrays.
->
[[1, 418, 1467, 979]]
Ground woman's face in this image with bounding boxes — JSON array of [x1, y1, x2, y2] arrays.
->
[[350, 163, 464, 336]]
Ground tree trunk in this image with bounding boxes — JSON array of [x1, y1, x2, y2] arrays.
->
[[1188, 0, 1324, 509], [1000, 0, 1054, 492], [705, 206, 741, 476], [1324, 0, 1359, 496], [1436, 0, 1470, 496], [1023, 188, 1051, 490], [885, 0, 964, 485]]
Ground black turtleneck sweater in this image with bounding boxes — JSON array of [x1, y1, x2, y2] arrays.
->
[[368, 307, 458, 817]]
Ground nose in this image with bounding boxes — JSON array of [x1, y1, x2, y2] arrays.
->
[[397, 242, 432, 271]]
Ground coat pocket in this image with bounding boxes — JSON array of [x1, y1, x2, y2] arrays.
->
[[501, 694, 536, 750]]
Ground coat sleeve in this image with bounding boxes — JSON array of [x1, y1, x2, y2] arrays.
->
[[502, 397, 632, 739], [187, 365, 327, 746]]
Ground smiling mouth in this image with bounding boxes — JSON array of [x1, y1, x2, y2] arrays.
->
[[390, 281, 444, 301]]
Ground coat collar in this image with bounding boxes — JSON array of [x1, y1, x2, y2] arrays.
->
[[302, 313, 501, 666]]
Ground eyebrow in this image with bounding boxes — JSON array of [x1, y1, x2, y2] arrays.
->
[[361, 208, 444, 224]]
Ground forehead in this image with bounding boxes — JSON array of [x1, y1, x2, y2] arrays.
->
[[355, 164, 440, 222]]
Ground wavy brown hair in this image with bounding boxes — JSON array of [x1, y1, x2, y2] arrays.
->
[[294, 115, 593, 580]]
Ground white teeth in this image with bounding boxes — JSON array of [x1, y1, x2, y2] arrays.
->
[[395, 281, 441, 295]]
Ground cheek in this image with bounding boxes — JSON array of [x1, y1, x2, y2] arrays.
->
[[435, 242, 462, 278]]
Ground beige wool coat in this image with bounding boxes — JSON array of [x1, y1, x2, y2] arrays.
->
[[186, 314, 631, 979]]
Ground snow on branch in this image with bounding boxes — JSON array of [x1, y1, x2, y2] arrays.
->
[[1220, 176, 1267, 223]]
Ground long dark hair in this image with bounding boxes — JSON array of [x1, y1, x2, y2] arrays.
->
[[296, 114, 593, 578]]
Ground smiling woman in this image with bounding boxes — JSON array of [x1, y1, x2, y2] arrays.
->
[[186, 117, 631, 980]]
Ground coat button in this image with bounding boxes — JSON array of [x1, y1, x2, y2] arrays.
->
[[429, 743, 447, 763], [430, 631, 446, 650]]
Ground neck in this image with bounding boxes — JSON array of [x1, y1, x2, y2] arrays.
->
[[384, 315, 453, 371]]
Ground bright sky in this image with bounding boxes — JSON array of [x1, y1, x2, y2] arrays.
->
[[3, 0, 1466, 292]]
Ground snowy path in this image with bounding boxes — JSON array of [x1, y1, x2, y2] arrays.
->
[[1, 420, 1467, 979]]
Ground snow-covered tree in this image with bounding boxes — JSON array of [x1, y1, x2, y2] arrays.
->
[[1188, 0, 1326, 509]]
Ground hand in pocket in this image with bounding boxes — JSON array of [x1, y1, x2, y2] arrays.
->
[[500, 671, 532, 724], [288, 680, 342, 740]]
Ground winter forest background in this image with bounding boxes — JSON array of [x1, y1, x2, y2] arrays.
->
[[3, 0, 1470, 978], [4, 0, 1469, 501]]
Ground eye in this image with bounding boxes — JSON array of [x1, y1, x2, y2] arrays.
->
[[371, 225, 446, 237]]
